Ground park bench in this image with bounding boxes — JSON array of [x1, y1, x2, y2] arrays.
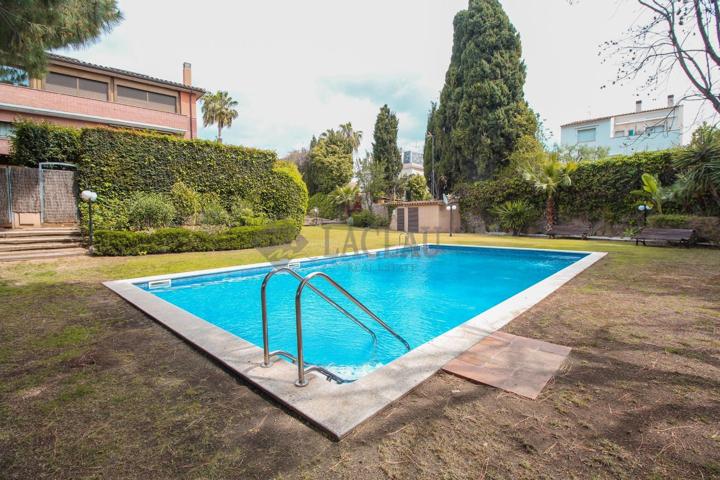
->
[[634, 228, 697, 248], [547, 224, 591, 240]]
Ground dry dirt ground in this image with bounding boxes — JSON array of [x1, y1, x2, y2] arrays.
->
[[1, 226, 719, 479]]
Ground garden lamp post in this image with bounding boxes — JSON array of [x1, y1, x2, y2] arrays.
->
[[638, 204, 652, 225], [312, 207, 319, 225], [446, 204, 457, 237], [426, 132, 436, 199], [80, 190, 98, 251]]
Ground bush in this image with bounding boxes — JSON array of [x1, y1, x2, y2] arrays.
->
[[490, 200, 537, 235], [127, 193, 176, 230], [75, 128, 307, 230], [170, 181, 201, 225], [406, 175, 430, 201], [199, 193, 230, 226], [93, 220, 299, 256], [10, 120, 80, 167], [647, 214, 720, 243], [351, 210, 389, 228], [229, 198, 267, 226], [307, 192, 341, 219]]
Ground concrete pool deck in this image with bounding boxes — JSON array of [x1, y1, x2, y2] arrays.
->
[[104, 244, 606, 440]]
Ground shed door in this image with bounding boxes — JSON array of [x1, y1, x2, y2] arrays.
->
[[397, 208, 405, 231], [408, 207, 419, 233]]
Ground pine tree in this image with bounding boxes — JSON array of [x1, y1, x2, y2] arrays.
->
[[427, 0, 537, 189], [372, 104, 401, 188]]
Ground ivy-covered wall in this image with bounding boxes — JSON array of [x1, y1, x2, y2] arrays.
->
[[459, 150, 680, 230], [74, 128, 307, 230], [10, 121, 81, 167]]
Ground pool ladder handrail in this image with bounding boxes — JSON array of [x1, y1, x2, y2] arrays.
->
[[261, 267, 411, 387]]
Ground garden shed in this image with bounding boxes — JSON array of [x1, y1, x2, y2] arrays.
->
[[389, 200, 459, 234]]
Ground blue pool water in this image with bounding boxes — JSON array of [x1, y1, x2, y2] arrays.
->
[[139, 245, 586, 379]]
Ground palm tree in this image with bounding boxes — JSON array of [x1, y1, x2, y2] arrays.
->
[[520, 154, 577, 232], [329, 184, 359, 218], [673, 125, 720, 209], [201, 91, 238, 144], [338, 122, 363, 153]]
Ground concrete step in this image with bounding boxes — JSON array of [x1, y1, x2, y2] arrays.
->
[[0, 235, 82, 245], [0, 228, 81, 239], [0, 241, 83, 252], [0, 247, 87, 262]]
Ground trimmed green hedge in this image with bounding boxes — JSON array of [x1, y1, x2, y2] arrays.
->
[[93, 220, 299, 256], [460, 150, 680, 226], [76, 128, 308, 229], [10, 121, 80, 167]]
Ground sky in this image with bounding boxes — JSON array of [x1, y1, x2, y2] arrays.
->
[[57, 0, 715, 156]]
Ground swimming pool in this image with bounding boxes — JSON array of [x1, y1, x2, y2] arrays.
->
[[106, 244, 605, 439], [137, 245, 587, 381]]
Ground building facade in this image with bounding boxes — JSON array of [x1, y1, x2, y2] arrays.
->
[[400, 150, 424, 176], [0, 54, 205, 156], [560, 96, 684, 156]]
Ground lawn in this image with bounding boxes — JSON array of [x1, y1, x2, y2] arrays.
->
[[1, 226, 719, 479]]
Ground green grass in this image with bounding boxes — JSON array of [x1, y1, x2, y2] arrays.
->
[[1, 225, 719, 479]]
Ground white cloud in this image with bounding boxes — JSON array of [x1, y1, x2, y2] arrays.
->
[[57, 0, 713, 156]]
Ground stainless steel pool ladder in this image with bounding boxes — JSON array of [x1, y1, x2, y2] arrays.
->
[[261, 267, 411, 387]]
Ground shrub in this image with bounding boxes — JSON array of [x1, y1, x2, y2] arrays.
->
[[406, 174, 430, 201], [229, 198, 267, 226], [127, 193, 176, 230], [93, 220, 299, 256], [170, 181, 201, 225], [307, 192, 341, 219], [490, 200, 537, 235], [647, 214, 720, 243], [75, 128, 307, 230], [351, 210, 389, 228], [199, 193, 230, 226], [10, 120, 80, 167]]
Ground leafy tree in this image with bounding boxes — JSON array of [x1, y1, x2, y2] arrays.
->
[[553, 144, 610, 162], [0, 0, 123, 81], [427, 0, 537, 188], [329, 184, 359, 218], [673, 124, 720, 209], [520, 154, 577, 232], [201, 91, 239, 144], [406, 175, 431, 201], [282, 148, 310, 175], [355, 152, 386, 208], [372, 105, 402, 186], [305, 135, 353, 194]]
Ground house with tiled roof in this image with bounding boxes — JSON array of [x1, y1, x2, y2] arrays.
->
[[0, 53, 206, 156], [560, 96, 684, 156]]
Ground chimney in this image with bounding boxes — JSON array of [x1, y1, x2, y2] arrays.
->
[[667, 94, 675, 107], [635, 100, 642, 112], [182, 62, 192, 86]]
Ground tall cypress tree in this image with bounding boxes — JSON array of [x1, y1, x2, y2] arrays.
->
[[372, 104, 402, 187], [428, 0, 536, 189]]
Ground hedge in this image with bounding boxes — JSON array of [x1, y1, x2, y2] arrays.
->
[[76, 128, 308, 229], [10, 121, 80, 167], [93, 220, 299, 256], [459, 150, 680, 227]]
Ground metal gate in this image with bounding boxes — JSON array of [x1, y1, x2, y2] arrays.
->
[[0, 164, 78, 227], [0, 167, 10, 226], [397, 207, 405, 231], [40, 163, 78, 224], [408, 207, 419, 233]]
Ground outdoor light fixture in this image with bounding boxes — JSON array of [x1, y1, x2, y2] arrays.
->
[[637, 204, 652, 225], [312, 207, 320, 225], [446, 204, 458, 237], [80, 190, 98, 252]]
